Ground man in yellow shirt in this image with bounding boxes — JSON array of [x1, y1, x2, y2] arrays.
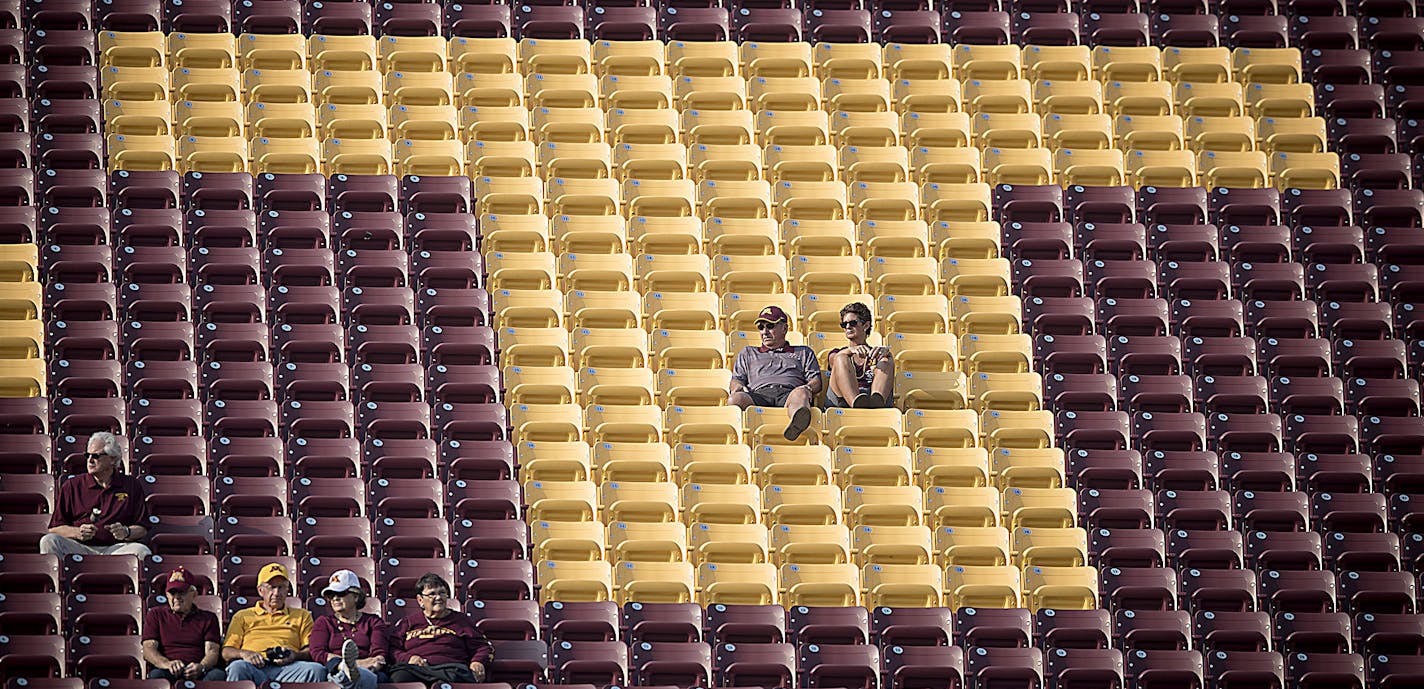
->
[[221, 563, 328, 683]]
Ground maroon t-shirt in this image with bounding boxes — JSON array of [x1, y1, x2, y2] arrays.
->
[[310, 613, 390, 664], [49, 471, 148, 546], [142, 605, 221, 665], [389, 610, 492, 666]]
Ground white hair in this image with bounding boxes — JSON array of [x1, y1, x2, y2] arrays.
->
[[88, 431, 122, 458]]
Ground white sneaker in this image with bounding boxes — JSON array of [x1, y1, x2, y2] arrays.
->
[[341, 639, 359, 685]]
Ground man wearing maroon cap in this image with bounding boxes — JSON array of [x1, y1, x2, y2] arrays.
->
[[41, 431, 150, 557], [728, 305, 823, 440], [142, 567, 225, 681]]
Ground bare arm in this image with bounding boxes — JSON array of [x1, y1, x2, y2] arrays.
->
[[200, 641, 223, 673], [141, 639, 174, 669]]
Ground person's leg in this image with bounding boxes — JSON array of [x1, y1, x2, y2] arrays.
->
[[99, 542, 152, 558], [828, 351, 860, 404], [202, 666, 228, 681], [387, 665, 418, 683], [273, 660, 327, 682], [146, 667, 177, 681], [38, 533, 97, 556], [782, 386, 813, 441], [729, 390, 755, 409], [225, 659, 263, 682], [869, 357, 894, 406], [354, 667, 379, 689]]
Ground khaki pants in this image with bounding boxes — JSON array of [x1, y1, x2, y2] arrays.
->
[[39, 533, 152, 558]]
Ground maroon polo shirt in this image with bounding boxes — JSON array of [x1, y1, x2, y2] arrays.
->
[[310, 612, 390, 664], [49, 470, 148, 546], [142, 604, 222, 665]]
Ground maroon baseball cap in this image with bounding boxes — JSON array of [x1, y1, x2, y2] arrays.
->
[[165, 566, 197, 593], [754, 305, 789, 325]]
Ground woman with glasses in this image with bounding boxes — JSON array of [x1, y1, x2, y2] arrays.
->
[[826, 302, 894, 409], [386, 572, 492, 686], [309, 570, 388, 689]]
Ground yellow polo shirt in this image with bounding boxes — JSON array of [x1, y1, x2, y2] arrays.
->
[[223, 605, 313, 653]]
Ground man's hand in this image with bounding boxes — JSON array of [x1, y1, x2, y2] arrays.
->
[[239, 649, 266, 667], [357, 657, 384, 671], [181, 662, 203, 679], [75, 524, 97, 541], [106, 523, 128, 541], [166, 659, 185, 675], [408, 654, 428, 667], [470, 661, 486, 681], [271, 647, 296, 665]]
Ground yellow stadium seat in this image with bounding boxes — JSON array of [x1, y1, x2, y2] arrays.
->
[[687, 143, 761, 183], [638, 253, 713, 293], [1022, 565, 1099, 611], [863, 563, 944, 608], [841, 146, 911, 185], [495, 289, 565, 329], [845, 485, 924, 527], [696, 562, 778, 606], [386, 71, 455, 107], [1245, 82, 1316, 118], [309, 35, 377, 72], [1126, 149, 1198, 188], [980, 410, 1053, 451], [704, 217, 778, 257], [613, 143, 687, 180], [501, 326, 570, 368], [1163, 47, 1231, 83], [504, 365, 576, 405], [520, 440, 593, 483], [897, 371, 970, 411], [756, 110, 830, 147], [922, 182, 992, 223], [963, 79, 1032, 114], [616, 561, 696, 605], [741, 41, 812, 78], [824, 78, 893, 113], [379, 35, 447, 73], [835, 446, 914, 488], [972, 113, 1042, 150], [982, 147, 1054, 187], [1114, 114, 1184, 151], [672, 443, 750, 486], [689, 522, 770, 565], [781, 563, 861, 607], [882, 43, 948, 81], [1271, 152, 1340, 190], [991, 446, 1070, 489], [487, 251, 556, 291], [1256, 116, 1326, 154], [0, 245, 37, 283], [951, 294, 1022, 336], [931, 220, 1001, 260], [1055, 148, 1126, 188], [531, 520, 604, 562], [247, 101, 315, 139], [532, 107, 607, 144], [585, 404, 663, 444], [643, 291, 719, 331], [936, 525, 1011, 566], [312, 69, 380, 106], [683, 482, 761, 525], [249, 136, 319, 175], [318, 102, 385, 139], [457, 72, 524, 108], [774, 180, 848, 222], [106, 98, 169, 136], [902, 111, 972, 149], [459, 105, 529, 141], [858, 218, 927, 258], [926, 486, 1002, 528], [874, 294, 949, 336], [1002, 486, 1078, 529], [756, 444, 833, 487], [674, 75, 747, 111], [763, 143, 835, 182], [770, 523, 852, 565], [1024, 45, 1092, 82], [970, 371, 1043, 412], [519, 38, 592, 75], [683, 111, 755, 148], [1175, 81, 1244, 117], [764, 484, 842, 525], [526, 73, 599, 110], [101, 31, 165, 68], [893, 77, 962, 114], [594, 441, 673, 485], [537, 560, 614, 603], [1092, 46, 1162, 83], [559, 251, 634, 292], [1012, 526, 1088, 568], [102, 65, 168, 101], [390, 104, 459, 142], [1034, 80, 1104, 115], [657, 369, 730, 407], [1232, 47, 1301, 84], [1199, 150, 1269, 189], [510, 401, 582, 443], [911, 147, 980, 185], [822, 408, 903, 448], [525, 480, 599, 522], [697, 179, 772, 220], [239, 34, 306, 71], [396, 139, 464, 176], [107, 133, 175, 172], [746, 76, 820, 112], [818, 43, 883, 80], [1042, 113, 1112, 150], [602, 75, 676, 110], [887, 331, 958, 373], [321, 138, 392, 176], [474, 176, 543, 215], [651, 330, 725, 369], [904, 408, 979, 449], [168, 32, 236, 69], [915, 447, 991, 489], [945, 565, 1021, 609], [579, 367, 656, 406], [1184, 115, 1256, 153], [953, 44, 1021, 81], [958, 333, 1031, 374], [481, 214, 549, 255], [467, 140, 537, 179], [1104, 80, 1173, 117], [172, 67, 240, 103], [789, 255, 865, 296], [592, 40, 665, 77], [939, 257, 1010, 299], [607, 521, 686, 562], [667, 41, 739, 77], [449, 36, 517, 74], [853, 524, 934, 565]]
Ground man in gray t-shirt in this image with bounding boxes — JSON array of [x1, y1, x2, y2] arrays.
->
[[729, 305, 822, 441]]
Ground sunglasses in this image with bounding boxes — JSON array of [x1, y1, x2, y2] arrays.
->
[[841, 320, 865, 329], [84, 452, 110, 459], [755, 322, 782, 331]]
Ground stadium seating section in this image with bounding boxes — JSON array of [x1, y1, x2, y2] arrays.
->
[[0, 0, 1422, 686]]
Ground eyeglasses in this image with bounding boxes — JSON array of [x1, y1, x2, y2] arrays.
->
[[84, 452, 110, 459], [418, 591, 449, 599], [840, 320, 864, 329], [755, 322, 780, 331]]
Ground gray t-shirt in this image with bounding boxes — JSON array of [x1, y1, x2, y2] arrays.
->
[[732, 344, 821, 390]]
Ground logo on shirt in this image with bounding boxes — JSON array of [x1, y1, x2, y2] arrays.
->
[[114, 493, 129, 502], [406, 625, 460, 641]]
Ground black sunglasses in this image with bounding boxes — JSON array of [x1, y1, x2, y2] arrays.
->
[[841, 320, 865, 329], [84, 452, 110, 459], [755, 322, 781, 331]]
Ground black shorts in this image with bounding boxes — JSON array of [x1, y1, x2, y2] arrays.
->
[[746, 384, 798, 407]]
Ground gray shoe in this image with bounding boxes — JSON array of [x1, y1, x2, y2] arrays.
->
[[341, 639, 359, 685]]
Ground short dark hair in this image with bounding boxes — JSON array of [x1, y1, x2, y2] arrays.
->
[[350, 589, 368, 608], [839, 302, 872, 324], [415, 572, 451, 596]]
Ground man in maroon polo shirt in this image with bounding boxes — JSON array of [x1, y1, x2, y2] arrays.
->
[[728, 305, 823, 441], [142, 567, 225, 681], [41, 431, 151, 557]]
